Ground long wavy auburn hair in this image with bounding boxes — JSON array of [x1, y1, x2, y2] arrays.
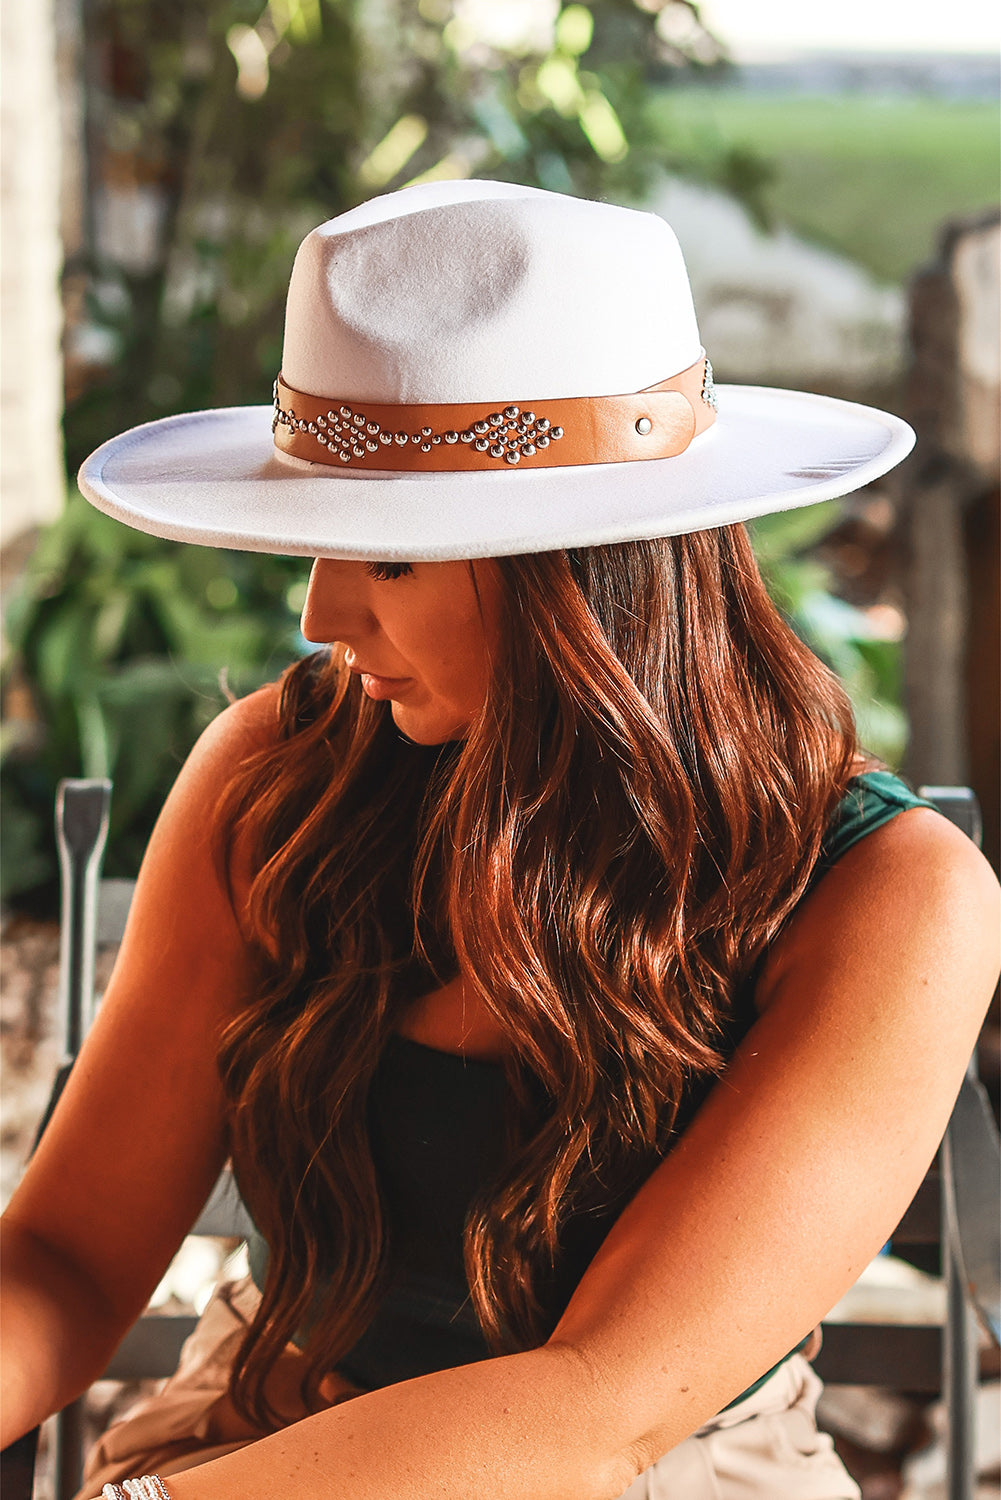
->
[[215, 524, 860, 1428]]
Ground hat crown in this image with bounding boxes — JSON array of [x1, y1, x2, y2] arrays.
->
[[281, 181, 701, 404]]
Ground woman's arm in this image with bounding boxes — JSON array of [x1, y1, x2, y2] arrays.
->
[[148, 807, 999, 1500], [1, 686, 279, 1446]]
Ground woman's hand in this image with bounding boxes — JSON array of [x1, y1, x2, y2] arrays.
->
[[0, 686, 280, 1446]]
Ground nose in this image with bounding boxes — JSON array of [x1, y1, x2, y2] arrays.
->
[[300, 559, 373, 645]]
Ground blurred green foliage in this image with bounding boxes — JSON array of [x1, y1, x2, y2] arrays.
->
[[2, 495, 308, 906], [749, 505, 906, 766], [652, 90, 1000, 283], [3, 0, 907, 908]]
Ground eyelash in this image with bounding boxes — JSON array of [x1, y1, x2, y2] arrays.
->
[[364, 561, 414, 581]]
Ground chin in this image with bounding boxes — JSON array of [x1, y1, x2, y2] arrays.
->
[[390, 702, 467, 746]]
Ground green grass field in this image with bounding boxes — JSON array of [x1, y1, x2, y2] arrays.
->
[[648, 89, 1000, 283]]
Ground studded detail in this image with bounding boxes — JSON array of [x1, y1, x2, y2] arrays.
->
[[635, 416, 652, 436], [701, 357, 718, 410], [274, 385, 573, 467]]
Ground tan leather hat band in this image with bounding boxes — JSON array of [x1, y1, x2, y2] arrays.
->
[[272, 355, 717, 472]]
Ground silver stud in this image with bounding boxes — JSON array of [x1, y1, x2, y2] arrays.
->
[[702, 357, 718, 410], [352, 444, 365, 457], [536, 417, 550, 432], [395, 432, 408, 446], [431, 434, 441, 444], [522, 411, 535, 424], [474, 438, 489, 452], [379, 432, 393, 445], [317, 435, 327, 446], [488, 413, 503, 427], [503, 405, 519, 419], [536, 434, 550, 448], [504, 450, 520, 464], [364, 422, 377, 435], [421, 426, 432, 437], [421, 441, 432, 452], [352, 413, 365, 428], [317, 415, 327, 428], [444, 431, 458, 444], [521, 443, 536, 457], [460, 430, 473, 443], [327, 410, 337, 421], [339, 405, 351, 418], [410, 433, 422, 444], [473, 421, 489, 435], [307, 421, 317, 434], [338, 451, 350, 463], [635, 417, 652, 435], [366, 440, 379, 452], [489, 443, 505, 458], [550, 426, 563, 440]]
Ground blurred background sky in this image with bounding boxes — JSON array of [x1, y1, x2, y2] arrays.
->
[[701, 0, 998, 54]]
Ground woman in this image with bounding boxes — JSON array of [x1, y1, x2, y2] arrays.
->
[[3, 180, 998, 1500]]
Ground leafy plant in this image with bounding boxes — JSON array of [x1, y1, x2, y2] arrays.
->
[[2, 493, 308, 906], [749, 506, 906, 767]]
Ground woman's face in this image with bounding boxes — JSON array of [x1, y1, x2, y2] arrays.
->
[[300, 558, 504, 744]]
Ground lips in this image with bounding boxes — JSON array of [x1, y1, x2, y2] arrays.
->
[[351, 667, 413, 700]]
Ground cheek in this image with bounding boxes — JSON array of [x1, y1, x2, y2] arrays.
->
[[417, 613, 492, 703]]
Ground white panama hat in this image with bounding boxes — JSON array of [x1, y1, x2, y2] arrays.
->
[[78, 179, 914, 562]]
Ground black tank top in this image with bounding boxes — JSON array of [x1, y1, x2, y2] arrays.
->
[[247, 772, 935, 1396]]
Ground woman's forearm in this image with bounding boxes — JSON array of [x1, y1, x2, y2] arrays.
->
[[1, 1219, 125, 1447], [162, 1340, 638, 1500]]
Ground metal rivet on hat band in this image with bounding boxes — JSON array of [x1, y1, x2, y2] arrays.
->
[[272, 353, 716, 472]]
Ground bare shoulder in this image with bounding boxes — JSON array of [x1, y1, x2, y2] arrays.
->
[[755, 806, 1001, 1017], [183, 680, 282, 775], [154, 682, 282, 824]]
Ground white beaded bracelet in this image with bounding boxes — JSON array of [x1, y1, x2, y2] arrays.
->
[[102, 1476, 171, 1499]]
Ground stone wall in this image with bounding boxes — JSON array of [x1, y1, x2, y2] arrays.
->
[[0, 0, 66, 547], [900, 211, 1001, 877]]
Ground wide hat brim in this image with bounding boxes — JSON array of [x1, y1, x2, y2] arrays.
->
[[78, 384, 914, 561]]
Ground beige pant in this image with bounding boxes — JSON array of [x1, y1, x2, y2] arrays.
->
[[78, 1277, 859, 1500]]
